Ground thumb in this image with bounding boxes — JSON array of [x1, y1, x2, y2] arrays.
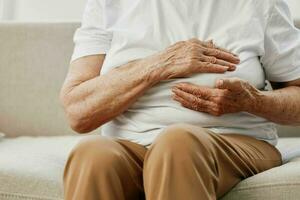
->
[[216, 77, 244, 91]]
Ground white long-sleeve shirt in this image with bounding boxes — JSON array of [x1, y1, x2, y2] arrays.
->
[[71, 0, 300, 149]]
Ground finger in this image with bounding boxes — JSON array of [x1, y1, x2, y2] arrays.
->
[[190, 39, 239, 61], [172, 93, 218, 115], [173, 84, 229, 116], [172, 94, 202, 112], [172, 87, 200, 103], [216, 46, 238, 57], [175, 82, 227, 102], [196, 62, 232, 73], [173, 82, 213, 98], [209, 41, 238, 57], [185, 40, 237, 70], [205, 40, 239, 58], [203, 48, 240, 64], [181, 58, 230, 73], [186, 45, 235, 71], [172, 87, 217, 109], [199, 55, 236, 71], [216, 77, 244, 91], [214, 58, 236, 71]]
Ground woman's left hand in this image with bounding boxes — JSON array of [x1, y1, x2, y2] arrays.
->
[[172, 77, 262, 116]]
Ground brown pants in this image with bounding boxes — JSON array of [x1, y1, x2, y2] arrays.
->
[[63, 123, 282, 200]]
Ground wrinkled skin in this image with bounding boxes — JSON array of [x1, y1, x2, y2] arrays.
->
[[172, 77, 260, 116], [172, 77, 300, 126], [147, 38, 239, 81]]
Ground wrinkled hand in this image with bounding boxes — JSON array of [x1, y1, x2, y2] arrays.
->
[[172, 77, 262, 116], [147, 38, 240, 81]]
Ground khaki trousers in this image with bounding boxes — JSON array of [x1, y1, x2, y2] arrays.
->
[[63, 123, 282, 200]]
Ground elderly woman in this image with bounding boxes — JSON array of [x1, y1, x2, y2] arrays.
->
[[60, 0, 300, 199]]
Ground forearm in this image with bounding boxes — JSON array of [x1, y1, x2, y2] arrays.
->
[[62, 59, 159, 133], [251, 86, 300, 125]]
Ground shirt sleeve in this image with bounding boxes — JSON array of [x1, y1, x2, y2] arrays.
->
[[260, 0, 300, 82], [71, 0, 112, 62]]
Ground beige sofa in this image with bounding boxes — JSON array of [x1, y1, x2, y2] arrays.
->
[[0, 22, 300, 200]]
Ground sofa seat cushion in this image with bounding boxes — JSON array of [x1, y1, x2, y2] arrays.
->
[[221, 157, 300, 200], [0, 136, 300, 200], [221, 137, 300, 200], [0, 136, 82, 200]]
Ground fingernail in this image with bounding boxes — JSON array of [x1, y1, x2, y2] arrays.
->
[[218, 79, 224, 86], [175, 84, 183, 89], [230, 65, 236, 70]]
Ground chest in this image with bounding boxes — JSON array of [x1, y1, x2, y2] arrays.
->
[[101, 0, 268, 76], [105, 0, 265, 49]]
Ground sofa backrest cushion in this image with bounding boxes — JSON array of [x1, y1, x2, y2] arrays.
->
[[0, 22, 83, 137]]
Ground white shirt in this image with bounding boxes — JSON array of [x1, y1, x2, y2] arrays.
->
[[72, 0, 300, 149]]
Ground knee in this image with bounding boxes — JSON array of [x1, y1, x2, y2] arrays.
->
[[154, 123, 194, 151], [65, 136, 123, 175], [150, 123, 214, 157]]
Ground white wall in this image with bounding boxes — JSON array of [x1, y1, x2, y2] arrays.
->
[[2, 0, 86, 21], [1, 0, 300, 21], [0, 0, 16, 20]]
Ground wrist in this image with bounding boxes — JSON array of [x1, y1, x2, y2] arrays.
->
[[142, 53, 168, 83], [245, 90, 270, 115]]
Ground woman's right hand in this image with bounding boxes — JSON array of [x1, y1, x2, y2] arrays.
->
[[146, 38, 240, 81]]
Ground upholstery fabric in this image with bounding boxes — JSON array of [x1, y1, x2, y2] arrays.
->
[[221, 157, 300, 200], [0, 136, 82, 200], [0, 137, 299, 200], [0, 22, 82, 137]]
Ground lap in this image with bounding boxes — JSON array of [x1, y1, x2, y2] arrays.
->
[[66, 124, 282, 198], [73, 125, 282, 169], [156, 123, 282, 170], [71, 126, 281, 172], [154, 123, 281, 164]]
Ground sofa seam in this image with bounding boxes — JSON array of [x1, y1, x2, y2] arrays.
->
[[232, 182, 300, 192], [0, 192, 63, 200]]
